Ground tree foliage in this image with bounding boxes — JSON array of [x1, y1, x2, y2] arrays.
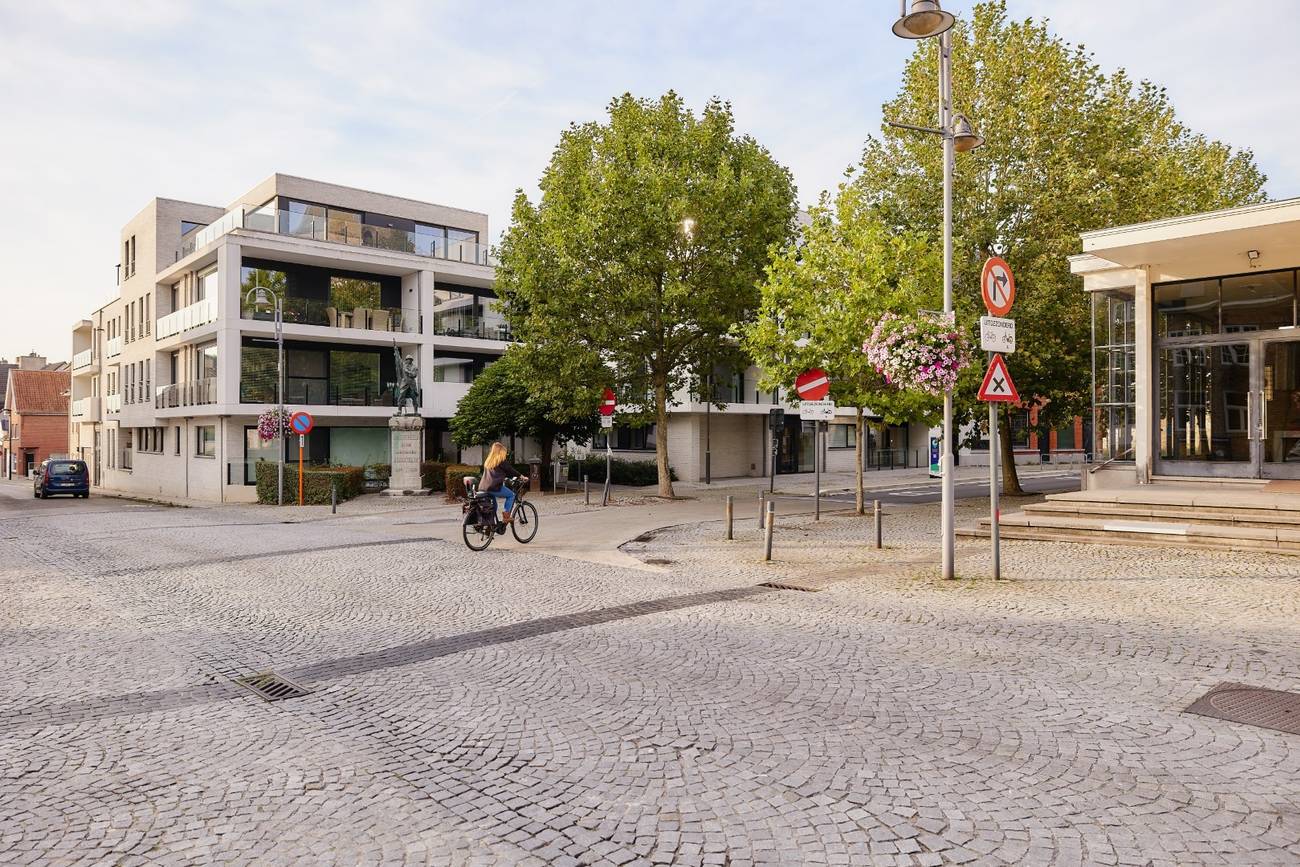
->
[[856, 0, 1267, 491], [495, 91, 798, 496]]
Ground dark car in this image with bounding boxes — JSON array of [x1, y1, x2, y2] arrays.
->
[[34, 459, 90, 499]]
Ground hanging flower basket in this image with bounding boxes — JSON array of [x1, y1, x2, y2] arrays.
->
[[862, 312, 974, 396], [257, 408, 293, 442]]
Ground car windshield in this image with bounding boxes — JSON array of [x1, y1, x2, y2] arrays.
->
[[50, 461, 86, 474]]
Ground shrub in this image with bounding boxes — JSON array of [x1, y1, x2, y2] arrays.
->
[[421, 460, 449, 491], [571, 456, 674, 486], [255, 461, 365, 505], [444, 463, 480, 501]]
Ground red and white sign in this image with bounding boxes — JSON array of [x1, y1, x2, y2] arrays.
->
[[600, 387, 617, 416], [981, 257, 1016, 316], [978, 353, 1020, 403], [794, 368, 830, 401]]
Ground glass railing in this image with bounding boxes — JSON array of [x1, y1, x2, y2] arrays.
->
[[238, 208, 495, 266], [155, 378, 217, 409], [72, 349, 94, 369], [239, 376, 393, 407], [239, 297, 413, 332], [431, 315, 512, 341], [699, 378, 781, 405], [157, 297, 218, 339], [106, 336, 123, 358], [105, 393, 122, 413]]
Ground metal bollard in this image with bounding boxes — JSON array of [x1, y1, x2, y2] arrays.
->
[[725, 495, 734, 540], [873, 499, 882, 549], [763, 501, 775, 561], [758, 491, 766, 529], [331, 483, 337, 514], [584, 474, 590, 505]]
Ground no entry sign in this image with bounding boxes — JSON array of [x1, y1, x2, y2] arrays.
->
[[600, 388, 616, 417], [289, 411, 314, 435], [794, 368, 830, 401], [981, 257, 1016, 317]]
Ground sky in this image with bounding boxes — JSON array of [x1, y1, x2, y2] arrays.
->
[[1, 0, 1298, 361]]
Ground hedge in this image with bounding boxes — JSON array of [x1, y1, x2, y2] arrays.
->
[[421, 460, 450, 491], [255, 461, 365, 505], [570, 456, 674, 486], [444, 463, 481, 500]]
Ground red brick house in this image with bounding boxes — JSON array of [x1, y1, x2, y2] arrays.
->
[[4, 369, 70, 478]]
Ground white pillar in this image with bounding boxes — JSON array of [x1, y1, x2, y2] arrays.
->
[[216, 241, 241, 407], [1133, 266, 1154, 484]]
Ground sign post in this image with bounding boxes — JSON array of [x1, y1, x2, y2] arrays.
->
[[768, 407, 783, 494], [796, 369, 833, 520], [979, 257, 1018, 580], [289, 411, 314, 506], [599, 387, 615, 506]]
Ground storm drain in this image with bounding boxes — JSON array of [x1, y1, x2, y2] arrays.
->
[[758, 580, 824, 593], [1185, 683, 1300, 736], [234, 671, 312, 702]]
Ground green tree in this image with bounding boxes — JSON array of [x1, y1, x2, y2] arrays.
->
[[449, 348, 600, 469], [495, 91, 798, 497], [857, 1, 1267, 493], [744, 182, 942, 514]]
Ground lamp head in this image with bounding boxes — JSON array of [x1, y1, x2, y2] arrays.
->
[[892, 0, 955, 39], [254, 286, 271, 306], [951, 114, 985, 153]]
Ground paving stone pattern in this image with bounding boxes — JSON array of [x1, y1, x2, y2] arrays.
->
[[2, 486, 1298, 865]]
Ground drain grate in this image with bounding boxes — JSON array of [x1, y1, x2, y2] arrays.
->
[[1185, 682, 1300, 736], [234, 671, 311, 702], [644, 558, 675, 566], [758, 580, 823, 593]]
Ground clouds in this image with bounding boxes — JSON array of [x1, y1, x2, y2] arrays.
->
[[0, 0, 1293, 359]]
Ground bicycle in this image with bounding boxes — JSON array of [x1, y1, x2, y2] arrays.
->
[[460, 476, 539, 551]]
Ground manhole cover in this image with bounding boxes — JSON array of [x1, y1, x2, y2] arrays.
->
[[1185, 682, 1300, 736], [235, 671, 312, 702]]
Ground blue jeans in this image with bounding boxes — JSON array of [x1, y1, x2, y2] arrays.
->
[[490, 487, 516, 517]]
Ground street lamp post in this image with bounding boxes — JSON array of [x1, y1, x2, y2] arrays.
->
[[245, 285, 285, 505], [680, 216, 710, 485], [889, 0, 984, 580]]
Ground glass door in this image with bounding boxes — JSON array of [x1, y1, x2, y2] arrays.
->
[[1260, 339, 1300, 478]]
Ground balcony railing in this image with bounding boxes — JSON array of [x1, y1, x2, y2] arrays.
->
[[155, 377, 217, 409], [157, 297, 218, 339], [240, 376, 393, 408], [72, 349, 94, 370], [432, 316, 512, 341], [71, 396, 98, 418], [106, 336, 123, 358], [178, 205, 496, 267], [105, 393, 121, 413], [240, 298, 414, 333]]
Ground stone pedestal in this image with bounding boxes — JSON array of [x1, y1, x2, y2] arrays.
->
[[384, 415, 426, 496]]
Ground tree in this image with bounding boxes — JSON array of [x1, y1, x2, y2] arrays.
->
[[744, 182, 942, 514], [449, 348, 600, 470], [495, 91, 798, 497], [856, 1, 1267, 493]]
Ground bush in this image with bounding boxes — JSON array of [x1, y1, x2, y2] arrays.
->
[[444, 463, 480, 501], [421, 460, 449, 491], [255, 461, 365, 505], [571, 456, 674, 486]]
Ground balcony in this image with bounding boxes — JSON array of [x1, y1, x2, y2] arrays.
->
[[155, 378, 217, 409], [105, 393, 121, 414], [72, 349, 94, 370], [106, 336, 123, 359], [240, 297, 414, 333], [71, 396, 100, 418], [240, 376, 393, 408], [157, 297, 218, 339]]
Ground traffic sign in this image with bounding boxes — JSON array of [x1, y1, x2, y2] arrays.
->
[[600, 415, 613, 429], [289, 411, 314, 435], [978, 354, 1020, 402], [794, 368, 830, 401], [979, 316, 1016, 353], [981, 257, 1016, 316], [799, 399, 835, 421], [600, 387, 616, 417]]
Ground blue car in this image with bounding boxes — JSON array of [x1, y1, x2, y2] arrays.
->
[[34, 459, 89, 499]]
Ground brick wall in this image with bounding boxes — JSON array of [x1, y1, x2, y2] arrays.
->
[[12, 412, 70, 469]]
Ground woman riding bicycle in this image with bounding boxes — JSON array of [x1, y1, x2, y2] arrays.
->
[[480, 442, 518, 523]]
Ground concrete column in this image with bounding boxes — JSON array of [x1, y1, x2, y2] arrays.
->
[[216, 241, 242, 407], [1133, 266, 1154, 483], [415, 271, 436, 415]]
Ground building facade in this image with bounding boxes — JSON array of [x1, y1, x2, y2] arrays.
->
[[5, 367, 71, 478], [69, 174, 505, 502]]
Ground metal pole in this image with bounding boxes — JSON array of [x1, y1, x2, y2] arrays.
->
[[725, 495, 733, 540], [297, 436, 304, 506], [763, 500, 775, 561], [331, 481, 337, 514], [276, 295, 285, 507], [814, 423, 821, 521], [940, 28, 956, 580], [584, 474, 590, 505], [602, 441, 611, 506], [874, 499, 882, 549], [758, 491, 766, 529], [705, 374, 712, 485], [990, 398, 1001, 579]]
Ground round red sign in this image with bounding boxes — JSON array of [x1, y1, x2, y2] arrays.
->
[[289, 411, 314, 435], [794, 368, 831, 401], [981, 257, 1016, 316], [600, 387, 617, 417]]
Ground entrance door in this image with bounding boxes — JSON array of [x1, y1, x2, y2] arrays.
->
[[1260, 339, 1300, 478]]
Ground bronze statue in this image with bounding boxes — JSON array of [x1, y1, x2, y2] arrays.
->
[[390, 345, 421, 415]]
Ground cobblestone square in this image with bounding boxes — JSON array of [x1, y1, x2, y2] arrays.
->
[[2, 482, 1298, 865]]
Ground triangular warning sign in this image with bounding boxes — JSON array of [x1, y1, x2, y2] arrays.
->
[[978, 353, 1020, 403]]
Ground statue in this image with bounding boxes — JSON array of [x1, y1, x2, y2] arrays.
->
[[390, 345, 422, 415]]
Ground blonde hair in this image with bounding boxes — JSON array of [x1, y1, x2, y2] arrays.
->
[[484, 442, 508, 470]]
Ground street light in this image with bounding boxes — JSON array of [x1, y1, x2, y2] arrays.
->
[[244, 285, 285, 506], [886, 0, 984, 580]]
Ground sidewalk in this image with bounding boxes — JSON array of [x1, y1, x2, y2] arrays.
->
[[674, 464, 1078, 497]]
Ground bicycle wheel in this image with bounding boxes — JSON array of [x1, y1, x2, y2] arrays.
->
[[462, 513, 495, 551], [510, 501, 539, 543]]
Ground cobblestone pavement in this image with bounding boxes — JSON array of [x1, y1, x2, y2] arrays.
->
[[2, 482, 1298, 866]]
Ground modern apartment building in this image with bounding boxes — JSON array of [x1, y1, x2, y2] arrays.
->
[[69, 174, 504, 502]]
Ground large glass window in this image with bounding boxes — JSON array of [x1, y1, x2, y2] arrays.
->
[[330, 351, 381, 405], [327, 208, 362, 245], [1221, 271, 1296, 333], [244, 427, 278, 484], [329, 276, 381, 311], [593, 425, 657, 450], [285, 201, 326, 238], [828, 423, 856, 449], [1159, 344, 1251, 462], [197, 343, 218, 380], [1093, 291, 1136, 462], [196, 425, 216, 458], [1156, 279, 1218, 338], [195, 267, 218, 302]]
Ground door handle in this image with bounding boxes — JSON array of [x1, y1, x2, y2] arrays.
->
[[1249, 392, 1255, 441], [1260, 390, 1268, 442]]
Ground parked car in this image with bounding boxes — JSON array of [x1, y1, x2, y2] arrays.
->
[[33, 459, 89, 499]]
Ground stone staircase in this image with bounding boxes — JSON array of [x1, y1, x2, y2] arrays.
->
[[958, 484, 1300, 555]]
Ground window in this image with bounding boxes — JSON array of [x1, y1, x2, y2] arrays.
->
[[136, 427, 164, 454], [144, 359, 151, 397], [181, 220, 206, 237], [327, 208, 363, 245], [196, 425, 216, 457], [121, 428, 133, 470], [174, 426, 181, 455], [828, 423, 856, 449], [195, 267, 218, 302], [329, 276, 381, 312], [144, 293, 151, 336], [285, 201, 326, 238], [123, 236, 136, 279], [593, 425, 657, 451], [1093, 291, 1135, 462], [197, 343, 218, 380], [446, 227, 479, 261], [126, 301, 134, 342]]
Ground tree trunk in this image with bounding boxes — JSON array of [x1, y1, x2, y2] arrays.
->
[[654, 378, 675, 498], [1000, 404, 1025, 496], [854, 406, 865, 515], [540, 434, 554, 489]]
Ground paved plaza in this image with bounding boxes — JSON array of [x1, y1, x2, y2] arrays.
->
[[2, 478, 1298, 866]]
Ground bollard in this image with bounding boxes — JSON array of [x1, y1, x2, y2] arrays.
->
[[873, 499, 882, 549], [584, 474, 590, 505], [331, 483, 337, 514], [758, 491, 766, 529], [763, 501, 775, 561], [725, 495, 734, 541]]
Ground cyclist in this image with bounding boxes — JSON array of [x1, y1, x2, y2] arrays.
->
[[480, 442, 519, 524]]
